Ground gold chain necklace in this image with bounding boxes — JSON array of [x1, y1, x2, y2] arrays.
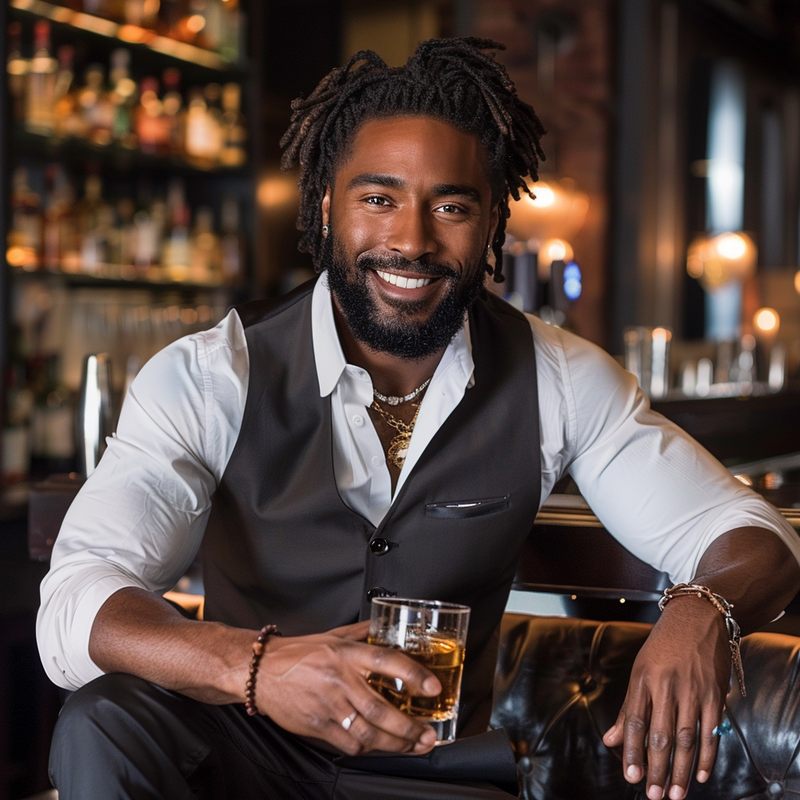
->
[[370, 399, 421, 470]]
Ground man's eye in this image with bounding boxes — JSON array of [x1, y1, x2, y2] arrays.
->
[[365, 196, 389, 206], [436, 204, 462, 214]]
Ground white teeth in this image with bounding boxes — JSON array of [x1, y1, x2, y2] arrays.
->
[[376, 270, 432, 289]]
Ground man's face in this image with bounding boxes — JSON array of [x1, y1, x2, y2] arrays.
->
[[321, 115, 499, 360]]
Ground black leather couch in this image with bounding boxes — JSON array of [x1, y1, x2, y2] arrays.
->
[[491, 614, 800, 800]]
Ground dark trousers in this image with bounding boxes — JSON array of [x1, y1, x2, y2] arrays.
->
[[49, 674, 519, 799]]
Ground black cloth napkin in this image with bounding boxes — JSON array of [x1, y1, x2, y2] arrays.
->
[[334, 727, 519, 795]]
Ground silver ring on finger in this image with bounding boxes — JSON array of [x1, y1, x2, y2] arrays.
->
[[341, 711, 358, 732]]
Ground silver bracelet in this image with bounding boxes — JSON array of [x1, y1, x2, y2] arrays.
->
[[659, 583, 746, 697]]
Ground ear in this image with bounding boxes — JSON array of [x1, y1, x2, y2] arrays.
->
[[321, 186, 331, 229], [487, 202, 500, 249]]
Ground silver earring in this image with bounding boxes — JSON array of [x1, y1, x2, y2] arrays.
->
[[322, 224, 330, 236]]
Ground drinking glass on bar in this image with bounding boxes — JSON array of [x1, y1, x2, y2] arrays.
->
[[367, 597, 470, 744]]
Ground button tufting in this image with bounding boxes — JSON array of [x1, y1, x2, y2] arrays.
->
[[767, 782, 784, 798]]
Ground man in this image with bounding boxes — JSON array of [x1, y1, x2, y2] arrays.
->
[[39, 38, 800, 800]]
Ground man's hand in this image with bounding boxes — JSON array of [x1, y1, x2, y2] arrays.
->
[[602, 597, 731, 800], [256, 620, 441, 756]]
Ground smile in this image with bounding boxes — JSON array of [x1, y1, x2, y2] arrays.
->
[[375, 270, 433, 289]]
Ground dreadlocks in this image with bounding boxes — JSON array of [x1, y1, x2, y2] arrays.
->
[[280, 37, 546, 283]]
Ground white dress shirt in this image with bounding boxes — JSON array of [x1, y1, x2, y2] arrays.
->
[[37, 273, 800, 689]]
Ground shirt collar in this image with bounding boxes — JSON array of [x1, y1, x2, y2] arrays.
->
[[311, 271, 475, 397]]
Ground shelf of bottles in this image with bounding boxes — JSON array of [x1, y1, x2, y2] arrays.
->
[[3, 0, 254, 483]]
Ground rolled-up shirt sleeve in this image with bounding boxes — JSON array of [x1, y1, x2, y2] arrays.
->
[[538, 320, 800, 582], [37, 310, 248, 689]]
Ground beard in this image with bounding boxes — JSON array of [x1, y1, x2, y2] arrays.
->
[[323, 234, 487, 361]]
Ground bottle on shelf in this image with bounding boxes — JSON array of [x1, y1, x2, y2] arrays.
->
[[53, 45, 83, 139], [162, 178, 192, 280], [2, 324, 33, 485], [78, 63, 116, 145], [220, 81, 247, 167], [190, 206, 221, 283], [135, 75, 168, 155], [75, 173, 111, 274], [25, 20, 58, 135], [108, 48, 139, 148], [220, 194, 244, 284], [7, 21, 29, 123], [29, 353, 75, 478], [161, 67, 185, 155], [7, 167, 43, 272], [184, 86, 210, 165], [42, 164, 80, 273]]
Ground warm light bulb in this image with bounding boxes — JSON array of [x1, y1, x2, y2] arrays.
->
[[546, 239, 567, 261], [531, 185, 555, 207], [753, 307, 779, 334], [715, 232, 747, 259], [794, 270, 800, 295], [187, 14, 206, 33]]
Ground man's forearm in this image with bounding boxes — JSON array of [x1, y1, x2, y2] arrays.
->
[[685, 526, 800, 633], [89, 586, 254, 705]]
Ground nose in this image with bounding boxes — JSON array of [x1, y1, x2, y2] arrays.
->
[[386, 205, 438, 262]]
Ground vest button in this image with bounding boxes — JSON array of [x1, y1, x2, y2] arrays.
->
[[369, 538, 390, 555], [366, 587, 392, 601]]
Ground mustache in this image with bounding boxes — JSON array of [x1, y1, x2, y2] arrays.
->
[[355, 252, 459, 281]]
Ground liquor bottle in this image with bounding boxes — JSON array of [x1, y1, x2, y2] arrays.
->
[[7, 22, 28, 122], [161, 67, 185, 155], [78, 64, 115, 145], [116, 197, 138, 276], [220, 82, 246, 167], [162, 179, 191, 280], [218, 0, 243, 64], [135, 76, 168, 154], [184, 86, 218, 166], [2, 324, 33, 484], [189, 206, 221, 283], [53, 45, 82, 138], [220, 194, 244, 283], [204, 82, 224, 161], [42, 164, 80, 273], [30, 354, 75, 479], [25, 20, 58, 135], [132, 200, 165, 276], [109, 48, 139, 148], [76, 173, 110, 274], [7, 167, 43, 271]]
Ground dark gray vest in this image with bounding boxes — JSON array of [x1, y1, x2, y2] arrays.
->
[[202, 280, 541, 733]]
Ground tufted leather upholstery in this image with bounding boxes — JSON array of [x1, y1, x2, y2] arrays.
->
[[491, 614, 800, 800]]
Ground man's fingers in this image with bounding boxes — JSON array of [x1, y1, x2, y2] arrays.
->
[[602, 703, 626, 750], [696, 703, 723, 784], [361, 641, 442, 697], [665, 710, 699, 800], [642, 701, 675, 800]]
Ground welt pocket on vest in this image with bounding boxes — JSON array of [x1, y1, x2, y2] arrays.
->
[[425, 496, 510, 519]]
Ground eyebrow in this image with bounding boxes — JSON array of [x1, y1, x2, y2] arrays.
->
[[347, 173, 483, 202]]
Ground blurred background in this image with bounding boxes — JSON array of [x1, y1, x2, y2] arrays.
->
[[3, 0, 800, 797]]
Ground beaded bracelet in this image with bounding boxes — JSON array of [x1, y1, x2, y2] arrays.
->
[[658, 583, 746, 697], [244, 624, 281, 716]]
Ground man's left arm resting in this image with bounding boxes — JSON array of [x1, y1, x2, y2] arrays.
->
[[603, 525, 800, 800]]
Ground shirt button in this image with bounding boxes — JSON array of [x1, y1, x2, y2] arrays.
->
[[369, 538, 390, 555], [352, 415, 364, 426], [371, 455, 382, 466]]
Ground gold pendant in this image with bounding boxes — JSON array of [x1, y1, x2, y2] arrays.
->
[[387, 432, 412, 469]]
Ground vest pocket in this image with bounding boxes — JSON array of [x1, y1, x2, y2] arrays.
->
[[425, 496, 509, 519]]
